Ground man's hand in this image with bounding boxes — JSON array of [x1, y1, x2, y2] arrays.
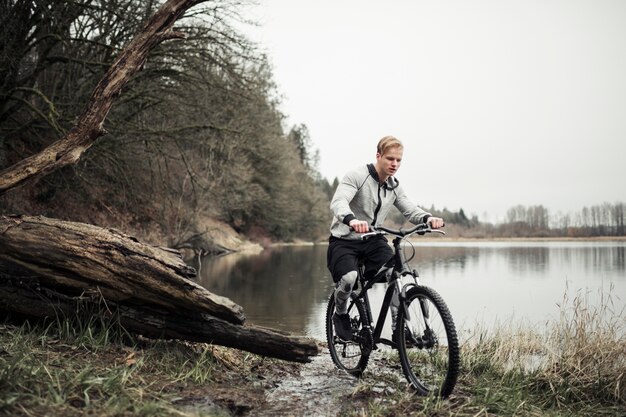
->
[[427, 217, 445, 229], [349, 219, 369, 233]]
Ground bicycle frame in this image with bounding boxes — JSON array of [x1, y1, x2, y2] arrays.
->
[[351, 234, 423, 349]]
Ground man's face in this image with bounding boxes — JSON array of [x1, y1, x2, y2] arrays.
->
[[376, 146, 403, 179]]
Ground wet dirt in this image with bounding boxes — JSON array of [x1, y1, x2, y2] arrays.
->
[[257, 349, 355, 417], [174, 341, 414, 417], [256, 347, 406, 417]]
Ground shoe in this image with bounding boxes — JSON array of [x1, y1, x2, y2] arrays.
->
[[333, 313, 353, 341]]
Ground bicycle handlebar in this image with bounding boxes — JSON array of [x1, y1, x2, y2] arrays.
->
[[360, 223, 446, 240]]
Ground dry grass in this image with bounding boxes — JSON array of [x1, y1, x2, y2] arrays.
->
[[460, 287, 625, 415], [537, 287, 626, 408]]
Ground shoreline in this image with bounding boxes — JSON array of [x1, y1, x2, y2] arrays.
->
[[412, 235, 626, 242], [270, 235, 626, 248]]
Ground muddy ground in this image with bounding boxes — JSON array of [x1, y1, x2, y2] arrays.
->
[[191, 346, 430, 417]]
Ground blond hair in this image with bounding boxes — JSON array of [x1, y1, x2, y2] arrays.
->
[[376, 135, 403, 156]]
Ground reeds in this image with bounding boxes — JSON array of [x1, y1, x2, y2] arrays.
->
[[459, 286, 626, 415], [537, 285, 625, 409]]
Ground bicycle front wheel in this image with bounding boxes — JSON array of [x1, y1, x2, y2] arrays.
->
[[396, 285, 460, 397], [325, 292, 372, 376]]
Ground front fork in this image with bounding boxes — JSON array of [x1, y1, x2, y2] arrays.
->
[[396, 270, 434, 343], [390, 236, 431, 331]]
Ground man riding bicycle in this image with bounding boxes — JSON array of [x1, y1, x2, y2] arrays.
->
[[327, 135, 445, 341]]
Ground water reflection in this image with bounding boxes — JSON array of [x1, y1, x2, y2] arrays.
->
[[193, 241, 626, 341], [506, 247, 550, 273], [195, 245, 333, 334]]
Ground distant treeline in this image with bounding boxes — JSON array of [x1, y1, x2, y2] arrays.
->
[[499, 202, 626, 237], [417, 203, 626, 238]]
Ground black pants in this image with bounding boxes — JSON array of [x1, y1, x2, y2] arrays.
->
[[327, 235, 393, 282]]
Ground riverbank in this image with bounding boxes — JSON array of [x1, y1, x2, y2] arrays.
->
[[272, 235, 626, 248], [2, 288, 623, 416], [432, 235, 626, 242], [134, 213, 626, 254]]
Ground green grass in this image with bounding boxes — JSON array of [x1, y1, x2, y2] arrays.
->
[[0, 309, 245, 417]]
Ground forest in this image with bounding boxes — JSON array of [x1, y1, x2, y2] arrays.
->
[[1, 0, 623, 249], [0, 0, 332, 249]]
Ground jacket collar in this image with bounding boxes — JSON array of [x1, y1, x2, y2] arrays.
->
[[367, 163, 399, 190]]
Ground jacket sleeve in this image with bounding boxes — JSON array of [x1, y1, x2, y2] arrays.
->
[[330, 170, 360, 225], [394, 185, 431, 224]]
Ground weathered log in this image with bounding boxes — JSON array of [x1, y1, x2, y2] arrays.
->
[[0, 219, 321, 362], [0, 274, 320, 363], [0, 214, 244, 324], [120, 308, 320, 363]]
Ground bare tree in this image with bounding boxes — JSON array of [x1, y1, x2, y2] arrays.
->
[[0, 0, 207, 195]]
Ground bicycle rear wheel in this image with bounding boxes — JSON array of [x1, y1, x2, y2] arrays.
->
[[325, 292, 372, 376], [396, 285, 459, 397]]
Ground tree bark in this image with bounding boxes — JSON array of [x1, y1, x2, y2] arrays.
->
[[0, 214, 244, 323]]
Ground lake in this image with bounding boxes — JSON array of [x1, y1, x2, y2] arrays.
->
[[193, 240, 626, 341]]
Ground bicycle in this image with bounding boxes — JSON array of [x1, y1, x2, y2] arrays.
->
[[325, 223, 460, 397]]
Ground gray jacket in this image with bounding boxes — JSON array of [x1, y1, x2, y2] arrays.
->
[[329, 164, 431, 239]]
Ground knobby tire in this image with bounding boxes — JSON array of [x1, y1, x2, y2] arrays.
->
[[395, 285, 460, 397], [326, 292, 372, 376]]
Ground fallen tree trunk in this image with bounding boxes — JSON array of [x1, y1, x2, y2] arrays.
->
[[0, 215, 321, 362], [0, 271, 319, 362], [0, 214, 244, 324]]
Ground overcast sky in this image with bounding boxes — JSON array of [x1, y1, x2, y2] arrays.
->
[[242, 0, 626, 222]]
